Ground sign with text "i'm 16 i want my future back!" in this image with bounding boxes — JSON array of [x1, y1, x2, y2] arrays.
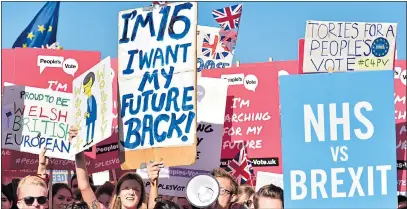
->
[[279, 70, 397, 208], [2, 85, 75, 160], [118, 2, 198, 169], [303, 21, 397, 73]]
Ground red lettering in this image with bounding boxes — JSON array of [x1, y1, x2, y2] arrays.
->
[[58, 110, 68, 123], [28, 106, 37, 117], [50, 108, 58, 121], [39, 107, 48, 119]]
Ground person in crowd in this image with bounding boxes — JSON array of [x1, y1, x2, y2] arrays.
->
[[210, 168, 238, 209], [52, 183, 74, 209], [71, 173, 95, 202], [37, 147, 50, 185], [16, 175, 48, 209], [153, 200, 180, 209], [160, 196, 174, 202], [95, 182, 115, 208], [6, 181, 18, 209], [174, 197, 192, 209], [68, 125, 159, 209], [253, 184, 283, 209], [234, 185, 254, 209], [399, 195, 407, 208], [62, 202, 90, 209], [2, 184, 14, 209]]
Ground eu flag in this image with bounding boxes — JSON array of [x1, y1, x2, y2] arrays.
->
[[12, 2, 60, 48]]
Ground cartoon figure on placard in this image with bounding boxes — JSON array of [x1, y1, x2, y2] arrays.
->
[[83, 72, 97, 147]]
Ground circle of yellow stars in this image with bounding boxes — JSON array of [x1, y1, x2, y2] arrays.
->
[[371, 37, 389, 58], [22, 25, 53, 48]]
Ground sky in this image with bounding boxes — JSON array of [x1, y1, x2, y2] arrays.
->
[[2, 1, 406, 63]]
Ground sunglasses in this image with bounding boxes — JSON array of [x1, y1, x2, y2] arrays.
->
[[21, 196, 47, 205]]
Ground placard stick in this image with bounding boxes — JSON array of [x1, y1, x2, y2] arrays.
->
[[48, 170, 53, 208], [112, 169, 117, 183], [67, 170, 72, 187]]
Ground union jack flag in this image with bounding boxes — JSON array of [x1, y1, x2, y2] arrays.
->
[[201, 33, 230, 60], [225, 145, 254, 185], [219, 29, 237, 53], [212, 4, 243, 31]]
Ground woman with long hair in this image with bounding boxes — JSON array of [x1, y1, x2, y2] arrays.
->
[[52, 183, 74, 209], [95, 182, 115, 208], [2, 184, 14, 209], [68, 126, 161, 209]]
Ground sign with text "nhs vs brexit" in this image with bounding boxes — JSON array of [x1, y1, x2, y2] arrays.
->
[[279, 70, 397, 208]]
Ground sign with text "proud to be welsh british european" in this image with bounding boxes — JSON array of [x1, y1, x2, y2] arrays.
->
[[279, 70, 397, 208]]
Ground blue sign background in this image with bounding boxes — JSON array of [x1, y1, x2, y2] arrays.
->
[[279, 70, 397, 208]]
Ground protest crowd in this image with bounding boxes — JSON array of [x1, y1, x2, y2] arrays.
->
[[1, 1, 407, 209]]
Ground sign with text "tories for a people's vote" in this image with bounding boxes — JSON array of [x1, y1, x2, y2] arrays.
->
[[202, 61, 298, 175], [138, 77, 228, 197], [72, 57, 113, 156], [303, 21, 397, 73], [279, 70, 397, 208], [118, 2, 198, 169], [197, 25, 235, 71], [2, 85, 75, 160]]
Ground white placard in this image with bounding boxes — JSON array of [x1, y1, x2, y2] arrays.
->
[[303, 20, 397, 73], [197, 25, 235, 71], [92, 170, 110, 186], [138, 77, 228, 196], [255, 171, 283, 192], [118, 2, 198, 151], [2, 85, 75, 160], [71, 57, 113, 154]]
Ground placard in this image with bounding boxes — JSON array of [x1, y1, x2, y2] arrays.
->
[[303, 21, 397, 73], [118, 2, 198, 169], [197, 25, 234, 71], [255, 171, 283, 192], [72, 57, 113, 155], [1, 48, 100, 170], [279, 70, 397, 208], [88, 58, 121, 174], [202, 61, 298, 175], [52, 170, 69, 184], [2, 85, 75, 160], [395, 60, 406, 193], [138, 77, 228, 196]]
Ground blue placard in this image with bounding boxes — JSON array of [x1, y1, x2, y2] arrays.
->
[[52, 170, 68, 184], [279, 70, 397, 208]]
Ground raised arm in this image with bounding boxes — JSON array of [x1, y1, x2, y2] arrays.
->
[[37, 147, 49, 180], [69, 126, 103, 209], [147, 161, 163, 209]]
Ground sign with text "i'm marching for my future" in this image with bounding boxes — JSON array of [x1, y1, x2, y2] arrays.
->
[[279, 70, 397, 208]]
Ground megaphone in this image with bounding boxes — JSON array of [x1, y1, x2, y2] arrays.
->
[[186, 174, 220, 208]]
